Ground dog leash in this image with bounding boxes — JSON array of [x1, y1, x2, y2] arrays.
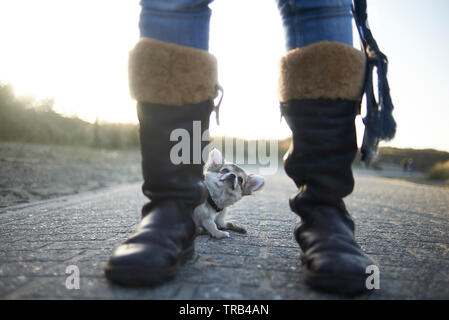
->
[[353, 0, 397, 165]]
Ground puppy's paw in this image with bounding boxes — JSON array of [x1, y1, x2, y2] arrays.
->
[[212, 231, 230, 239], [225, 221, 247, 234]]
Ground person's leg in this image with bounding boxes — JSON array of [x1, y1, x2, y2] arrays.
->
[[276, 0, 375, 294], [105, 0, 219, 286], [139, 0, 214, 50], [276, 0, 353, 49]]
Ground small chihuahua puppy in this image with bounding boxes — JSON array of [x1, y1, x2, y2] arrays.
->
[[193, 148, 264, 239]]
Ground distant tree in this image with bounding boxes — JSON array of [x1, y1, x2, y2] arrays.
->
[[35, 98, 55, 113], [92, 117, 101, 147]]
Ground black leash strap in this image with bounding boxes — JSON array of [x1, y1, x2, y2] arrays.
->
[[352, 0, 396, 165]]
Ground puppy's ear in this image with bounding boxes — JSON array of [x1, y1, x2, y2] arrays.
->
[[243, 174, 264, 195], [206, 148, 223, 169]]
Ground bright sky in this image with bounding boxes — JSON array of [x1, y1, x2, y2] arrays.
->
[[1, 0, 448, 151]]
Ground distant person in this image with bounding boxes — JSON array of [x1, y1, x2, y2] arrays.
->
[[402, 159, 409, 172], [104, 0, 395, 294], [408, 158, 415, 173]]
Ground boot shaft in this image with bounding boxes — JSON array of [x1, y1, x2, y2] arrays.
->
[[128, 38, 219, 207], [138, 101, 213, 206], [279, 42, 365, 207], [282, 98, 358, 203]]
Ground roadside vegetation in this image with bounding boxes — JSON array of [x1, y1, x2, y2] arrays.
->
[[427, 160, 449, 181], [0, 83, 138, 149]]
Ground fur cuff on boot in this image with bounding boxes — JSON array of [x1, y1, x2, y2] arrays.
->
[[129, 38, 218, 106], [278, 42, 366, 102]]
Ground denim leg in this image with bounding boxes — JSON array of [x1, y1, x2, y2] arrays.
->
[[140, 0, 214, 50], [276, 0, 353, 50]]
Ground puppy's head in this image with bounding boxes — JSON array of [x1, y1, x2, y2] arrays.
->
[[204, 148, 264, 208]]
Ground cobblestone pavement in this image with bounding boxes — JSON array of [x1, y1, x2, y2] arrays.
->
[[1, 171, 449, 299]]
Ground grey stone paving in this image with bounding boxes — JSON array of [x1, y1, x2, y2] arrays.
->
[[1, 171, 449, 299]]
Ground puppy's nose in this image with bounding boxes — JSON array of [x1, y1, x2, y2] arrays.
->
[[220, 173, 237, 190], [220, 172, 236, 181]]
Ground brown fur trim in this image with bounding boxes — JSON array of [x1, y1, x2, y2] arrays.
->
[[129, 38, 218, 105], [279, 42, 366, 102]]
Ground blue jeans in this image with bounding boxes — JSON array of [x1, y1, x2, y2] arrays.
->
[[139, 0, 353, 51]]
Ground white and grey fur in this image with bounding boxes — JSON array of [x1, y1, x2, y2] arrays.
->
[[193, 148, 264, 239]]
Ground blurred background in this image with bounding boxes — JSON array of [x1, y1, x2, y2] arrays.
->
[[1, 0, 448, 208]]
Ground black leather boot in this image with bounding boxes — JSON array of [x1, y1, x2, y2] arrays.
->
[[104, 38, 219, 286], [279, 42, 375, 294]]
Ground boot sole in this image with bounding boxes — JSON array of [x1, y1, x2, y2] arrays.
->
[[104, 245, 194, 287], [301, 252, 378, 295], [303, 269, 371, 295]]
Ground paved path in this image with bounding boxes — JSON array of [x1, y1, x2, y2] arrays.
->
[[1, 171, 449, 299]]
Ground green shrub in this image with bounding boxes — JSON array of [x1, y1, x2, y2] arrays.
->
[[427, 160, 449, 181], [0, 83, 138, 149]]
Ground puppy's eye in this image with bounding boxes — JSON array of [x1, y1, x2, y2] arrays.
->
[[221, 168, 229, 173], [238, 177, 243, 184]]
